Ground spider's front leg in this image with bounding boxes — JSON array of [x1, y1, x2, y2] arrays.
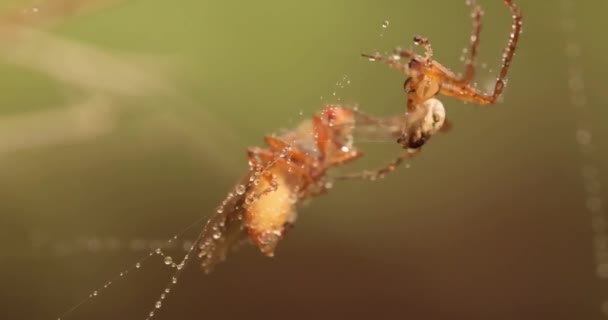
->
[[410, 0, 483, 88], [436, 0, 522, 105], [361, 51, 412, 75]]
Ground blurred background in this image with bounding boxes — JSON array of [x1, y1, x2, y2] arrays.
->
[[1, 0, 607, 319]]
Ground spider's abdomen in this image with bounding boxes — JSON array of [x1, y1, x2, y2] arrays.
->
[[399, 98, 446, 149]]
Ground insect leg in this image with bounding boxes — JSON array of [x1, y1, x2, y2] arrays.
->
[[335, 149, 420, 181], [361, 52, 411, 76]]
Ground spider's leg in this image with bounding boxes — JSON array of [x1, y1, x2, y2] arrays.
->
[[455, 0, 483, 85], [405, 1, 480, 86], [438, 85, 494, 105], [413, 36, 433, 64], [434, 0, 522, 105], [335, 149, 420, 181], [489, 0, 522, 103], [362, 53, 411, 76]]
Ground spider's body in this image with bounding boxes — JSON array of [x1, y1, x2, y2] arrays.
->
[[364, 0, 522, 149]]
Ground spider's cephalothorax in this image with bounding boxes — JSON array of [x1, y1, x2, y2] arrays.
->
[[364, 0, 522, 149]]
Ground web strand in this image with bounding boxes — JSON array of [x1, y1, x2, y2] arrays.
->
[[560, 0, 607, 315], [56, 215, 208, 320]]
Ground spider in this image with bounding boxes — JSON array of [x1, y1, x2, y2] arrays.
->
[[363, 0, 522, 150]]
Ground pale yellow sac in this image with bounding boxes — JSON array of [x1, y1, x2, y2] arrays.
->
[[246, 165, 301, 257]]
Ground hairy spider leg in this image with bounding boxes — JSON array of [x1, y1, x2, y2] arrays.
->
[[361, 52, 412, 75], [423, 0, 483, 86], [336, 148, 421, 181], [413, 35, 433, 65], [429, 0, 522, 104], [459, 0, 483, 85]]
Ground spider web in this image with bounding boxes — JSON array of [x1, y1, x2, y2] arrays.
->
[[560, 0, 608, 316], [3, 1, 607, 320]]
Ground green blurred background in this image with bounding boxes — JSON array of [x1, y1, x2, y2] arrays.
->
[[1, 0, 607, 319]]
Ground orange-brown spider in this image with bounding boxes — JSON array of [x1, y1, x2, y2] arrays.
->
[[363, 0, 522, 151]]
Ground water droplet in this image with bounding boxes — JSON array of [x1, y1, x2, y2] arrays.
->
[[155, 248, 162, 254], [155, 301, 162, 309], [236, 185, 246, 195], [245, 195, 255, 206], [213, 232, 222, 240], [92, 291, 98, 296], [161, 293, 166, 300], [149, 311, 155, 317], [216, 206, 224, 214], [340, 146, 350, 153], [382, 20, 389, 28], [135, 262, 141, 268], [576, 129, 592, 145], [165, 288, 171, 293], [288, 192, 299, 204], [164, 256, 173, 265], [172, 277, 178, 284], [325, 181, 333, 189]]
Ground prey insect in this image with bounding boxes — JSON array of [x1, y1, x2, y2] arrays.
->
[[196, 101, 446, 271], [363, 0, 522, 151], [59, 100, 448, 319]]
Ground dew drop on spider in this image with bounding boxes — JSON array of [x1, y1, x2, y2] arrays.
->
[[382, 20, 389, 28], [155, 301, 162, 309], [288, 193, 298, 204], [163, 256, 172, 265], [216, 206, 224, 214], [135, 262, 141, 268], [236, 184, 246, 195]]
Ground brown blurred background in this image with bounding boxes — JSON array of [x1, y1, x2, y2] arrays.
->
[[1, 0, 607, 319]]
